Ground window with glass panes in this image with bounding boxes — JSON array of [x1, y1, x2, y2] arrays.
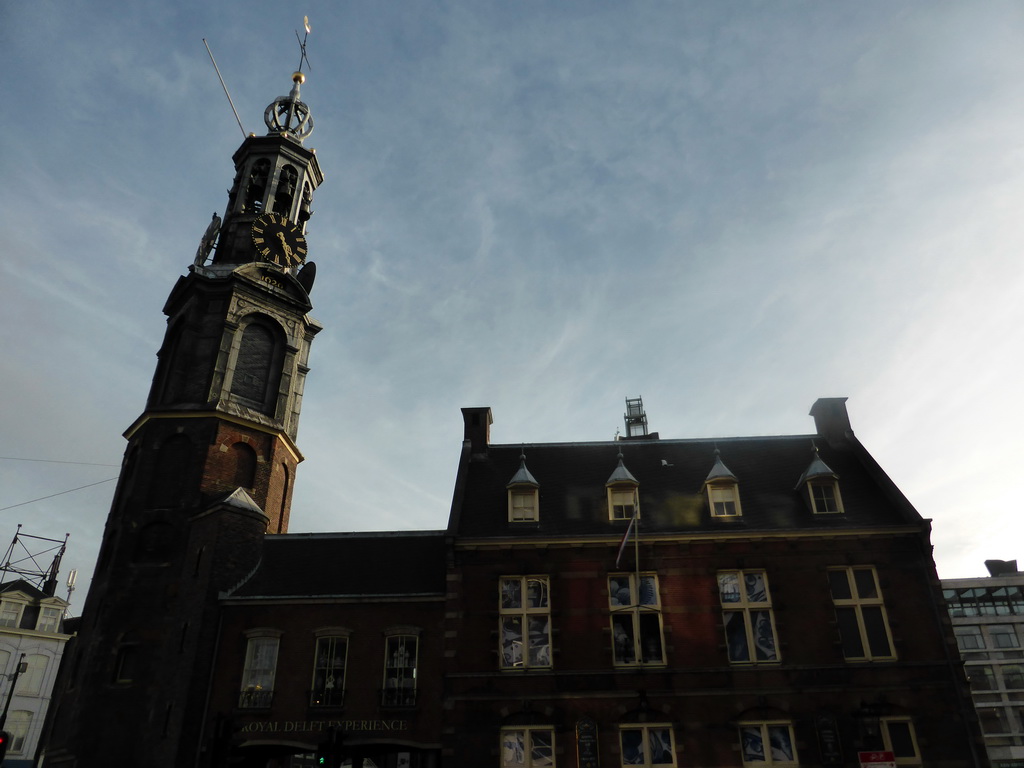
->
[[881, 718, 920, 765], [827, 567, 895, 660], [499, 577, 552, 669], [955, 625, 985, 651], [619, 724, 676, 767], [15, 654, 47, 696], [970, 664, 997, 691], [6, 711, 30, 754], [709, 483, 741, 516], [509, 488, 539, 522], [239, 634, 279, 708], [809, 480, 842, 513], [718, 570, 779, 663], [979, 708, 1010, 735], [36, 606, 62, 632], [310, 635, 347, 706], [382, 634, 417, 706], [609, 574, 664, 666], [739, 722, 798, 766], [501, 726, 554, 767], [608, 487, 638, 520], [1004, 664, 1024, 689], [990, 625, 1020, 649], [0, 602, 21, 628]]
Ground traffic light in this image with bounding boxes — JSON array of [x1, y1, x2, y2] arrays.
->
[[0, 730, 9, 762], [316, 727, 342, 768]]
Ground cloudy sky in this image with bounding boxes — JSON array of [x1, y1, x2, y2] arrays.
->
[[3, 1, 1023, 609]]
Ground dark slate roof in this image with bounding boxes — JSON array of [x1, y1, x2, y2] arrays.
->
[[228, 531, 447, 600], [451, 434, 922, 538], [0, 579, 48, 601]]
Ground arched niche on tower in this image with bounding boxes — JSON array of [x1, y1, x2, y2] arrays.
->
[[153, 318, 215, 407], [147, 433, 195, 509], [226, 314, 287, 416]]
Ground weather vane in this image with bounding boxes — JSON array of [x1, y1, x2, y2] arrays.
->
[[296, 16, 312, 73]]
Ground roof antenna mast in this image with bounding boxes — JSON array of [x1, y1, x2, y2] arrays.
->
[[203, 37, 247, 138]]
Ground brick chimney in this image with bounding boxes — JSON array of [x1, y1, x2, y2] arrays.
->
[[809, 397, 853, 447], [461, 407, 492, 454]]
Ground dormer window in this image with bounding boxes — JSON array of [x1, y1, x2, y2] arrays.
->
[[709, 484, 741, 517], [703, 450, 741, 518], [0, 601, 22, 628], [606, 452, 640, 521], [797, 447, 844, 514], [507, 452, 540, 523], [810, 480, 842, 514]]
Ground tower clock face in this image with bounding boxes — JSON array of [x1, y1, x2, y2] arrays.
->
[[251, 213, 307, 266]]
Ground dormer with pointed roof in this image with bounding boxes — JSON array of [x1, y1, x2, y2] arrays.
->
[[606, 451, 640, 521], [703, 449, 742, 517], [797, 445, 844, 514], [507, 451, 540, 522]]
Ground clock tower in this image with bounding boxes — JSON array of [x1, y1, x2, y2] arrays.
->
[[44, 72, 324, 768]]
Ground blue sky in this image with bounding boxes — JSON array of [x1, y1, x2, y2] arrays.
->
[[3, 1, 1024, 608]]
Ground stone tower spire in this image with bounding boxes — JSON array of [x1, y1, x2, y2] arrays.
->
[[43, 72, 326, 768]]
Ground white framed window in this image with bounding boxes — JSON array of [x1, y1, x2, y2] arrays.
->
[[709, 483, 742, 517], [881, 718, 921, 764], [719, 570, 779, 663], [809, 480, 843, 514], [739, 722, 798, 766], [1003, 664, 1024, 689], [619, 724, 676, 766], [828, 567, 895, 661], [6, 710, 31, 754], [15, 654, 47, 696], [382, 633, 418, 707], [36, 606, 63, 633], [239, 631, 280, 708], [509, 488, 539, 522], [609, 574, 664, 666], [501, 726, 555, 767], [0, 601, 22, 628], [608, 486, 639, 521], [311, 633, 348, 707], [969, 664, 997, 691], [500, 577, 552, 669]]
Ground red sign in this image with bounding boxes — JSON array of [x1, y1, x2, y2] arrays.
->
[[858, 751, 896, 768]]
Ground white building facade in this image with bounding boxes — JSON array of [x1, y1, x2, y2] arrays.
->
[[0, 581, 71, 768]]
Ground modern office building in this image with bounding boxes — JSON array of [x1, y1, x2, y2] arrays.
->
[[944, 560, 1024, 768]]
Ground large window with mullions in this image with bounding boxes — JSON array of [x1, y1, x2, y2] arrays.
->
[[499, 577, 552, 669], [719, 570, 779, 663], [609, 574, 664, 666]]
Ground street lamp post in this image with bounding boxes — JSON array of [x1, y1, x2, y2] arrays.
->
[[0, 654, 28, 731]]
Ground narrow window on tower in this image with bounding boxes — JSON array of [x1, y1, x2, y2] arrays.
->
[[148, 434, 193, 508], [230, 317, 284, 415], [272, 165, 298, 216], [499, 577, 552, 669], [230, 442, 258, 489], [381, 633, 419, 707], [609, 574, 665, 666], [244, 159, 271, 213]]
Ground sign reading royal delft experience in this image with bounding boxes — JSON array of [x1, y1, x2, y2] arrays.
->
[[239, 719, 410, 735]]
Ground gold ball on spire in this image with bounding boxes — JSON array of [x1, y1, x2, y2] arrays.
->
[[292, 71, 306, 84]]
